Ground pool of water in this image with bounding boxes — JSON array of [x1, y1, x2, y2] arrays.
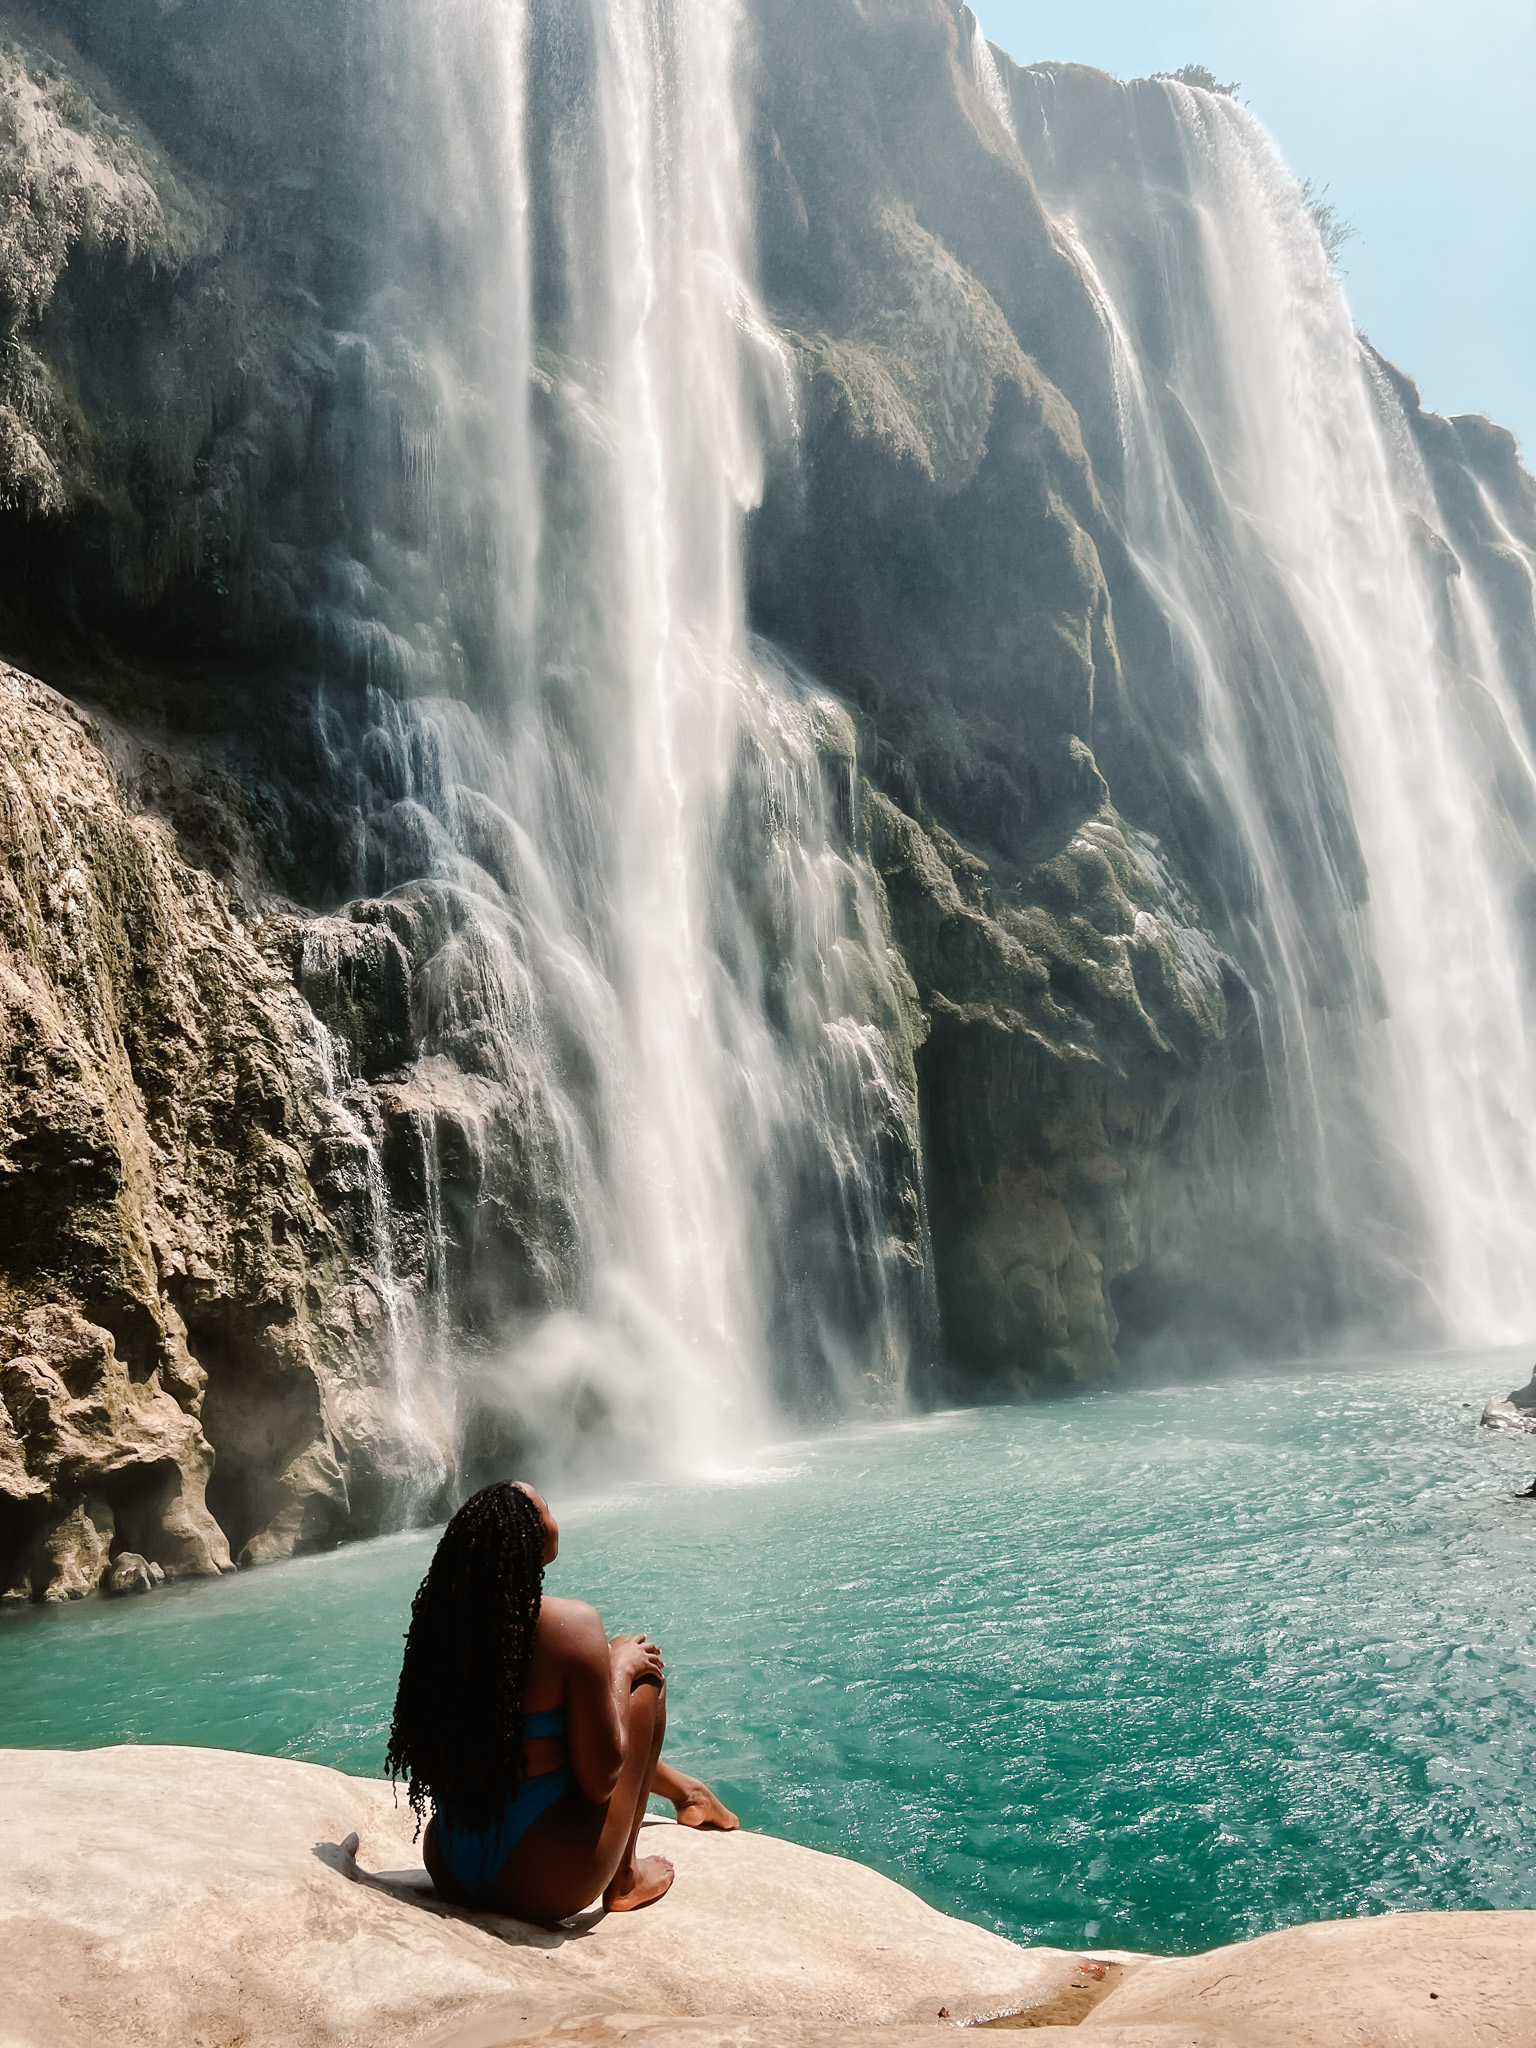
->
[[4, 1348, 1535, 1953]]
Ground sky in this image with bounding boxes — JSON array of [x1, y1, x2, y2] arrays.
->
[[968, 0, 1536, 457]]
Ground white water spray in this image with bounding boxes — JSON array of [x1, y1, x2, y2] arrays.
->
[[1038, 79, 1536, 1344], [970, 25, 1017, 142], [303, 0, 927, 1484]]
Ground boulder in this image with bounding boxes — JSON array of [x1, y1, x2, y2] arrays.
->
[[6, 1745, 1534, 2048], [103, 1551, 155, 1595], [0, 1745, 1096, 2048], [1480, 1364, 1536, 1433], [1480, 1400, 1536, 1435], [1082, 1911, 1536, 2048]]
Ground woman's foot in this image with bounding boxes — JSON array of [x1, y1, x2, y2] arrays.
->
[[603, 1852, 675, 1912], [669, 1775, 739, 1831]]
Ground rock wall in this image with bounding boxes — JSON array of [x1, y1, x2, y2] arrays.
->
[[746, 0, 1314, 1379], [0, 663, 458, 1596]]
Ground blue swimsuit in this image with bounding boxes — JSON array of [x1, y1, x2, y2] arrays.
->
[[435, 1706, 572, 1905]]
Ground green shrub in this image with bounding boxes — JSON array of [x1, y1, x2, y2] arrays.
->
[[1153, 63, 1240, 98], [1298, 177, 1358, 267]]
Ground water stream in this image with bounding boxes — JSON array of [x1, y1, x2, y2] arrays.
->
[[299, 0, 929, 1477], [1021, 74, 1536, 1349]]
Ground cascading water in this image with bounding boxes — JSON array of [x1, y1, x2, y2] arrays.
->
[[1018, 71, 1536, 1345], [296, 0, 929, 1484], [969, 19, 1017, 141]]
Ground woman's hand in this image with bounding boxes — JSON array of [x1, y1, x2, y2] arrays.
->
[[608, 1632, 665, 1688]]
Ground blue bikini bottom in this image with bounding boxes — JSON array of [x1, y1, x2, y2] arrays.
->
[[435, 1764, 573, 1905]]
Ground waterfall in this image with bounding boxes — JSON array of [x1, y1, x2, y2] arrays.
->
[[1031, 78, 1536, 1346], [301, 0, 928, 1482], [968, 21, 1017, 143]]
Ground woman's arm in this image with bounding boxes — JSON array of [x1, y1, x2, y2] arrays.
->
[[550, 1601, 664, 1805]]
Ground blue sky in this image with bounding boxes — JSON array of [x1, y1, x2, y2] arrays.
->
[[969, 0, 1536, 457]]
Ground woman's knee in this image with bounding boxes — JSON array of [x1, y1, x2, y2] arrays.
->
[[624, 1671, 666, 1746]]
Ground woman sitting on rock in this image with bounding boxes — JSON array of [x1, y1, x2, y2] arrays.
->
[[386, 1479, 736, 1921]]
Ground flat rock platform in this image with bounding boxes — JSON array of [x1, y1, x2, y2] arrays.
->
[[3, 1748, 1531, 2048]]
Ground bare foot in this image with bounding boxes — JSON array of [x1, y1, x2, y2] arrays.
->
[[670, 1777, 739, 1831], [604, 1852, 675, 1912]]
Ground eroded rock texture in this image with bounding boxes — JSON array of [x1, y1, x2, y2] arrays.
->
[[0, 665, 455, 1596], [746, 0, 1314, 1381]]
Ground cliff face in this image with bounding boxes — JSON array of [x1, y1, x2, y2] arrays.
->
[[745, 0, 1295, 1386], [747, 0, 1536, 1373], [1, 0, 1534, 1594], [0, 664, 464, 1594]]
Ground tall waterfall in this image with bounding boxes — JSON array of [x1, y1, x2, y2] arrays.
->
[[1023, 72, 1536, 1346], [318, 0, 927, 1478]]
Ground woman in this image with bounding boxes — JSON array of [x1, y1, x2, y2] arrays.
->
[[386, 1479, 737, 1921]]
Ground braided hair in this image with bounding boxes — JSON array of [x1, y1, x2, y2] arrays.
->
[[386, 1480, 546, 1835]]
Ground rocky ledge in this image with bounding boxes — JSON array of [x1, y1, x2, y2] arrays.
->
[[5, 1746, 1534, 2048]]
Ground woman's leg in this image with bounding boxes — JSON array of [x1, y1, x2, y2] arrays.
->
[[491, 1675, 673, 1923], [651, 1759, 739, 1831], [600, 1677, 671, 1911]]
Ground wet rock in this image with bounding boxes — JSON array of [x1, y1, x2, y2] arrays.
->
[[293, 916, 414, 1083], [1481, 1399, 1536, 1435], [864, 787, 1267, 1391], [0, 666, 450, 1597], [0, 1306, 226, 1599], [1480, 1367, 1536, 1433], [104, 1551, 155, 1595]]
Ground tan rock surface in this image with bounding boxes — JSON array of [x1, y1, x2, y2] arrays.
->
[[0, 663, 451, 1596], [1, 1745, 1092, 2048], [1084, 1911, 1536, 2048], [8, 1746, 1535, 2048], [427, 2018, 963, 2048], [430, 2025, 1244, 2048]]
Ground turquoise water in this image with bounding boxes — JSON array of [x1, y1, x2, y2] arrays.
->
[[3, 1349, 1535, 1953]]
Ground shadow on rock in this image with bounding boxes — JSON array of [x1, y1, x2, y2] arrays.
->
[[313, 1834, 602, 1946]]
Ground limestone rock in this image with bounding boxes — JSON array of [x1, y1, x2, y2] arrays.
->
[[103, 1549, 154, 1594], [0, 1305, 226, 1598], [1083, 1910, 1536, 2048], [432, 2020, 963, 2048], [0, 15, 216, 518], [1, 1744, 1097, 2048], [0, 0, 1309, 1409], [6, 1745, 1534, 2048], [436, 2019, 1239, 2048], [0, 665, 451, 1596]]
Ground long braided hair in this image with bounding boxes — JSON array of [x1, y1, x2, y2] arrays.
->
[[386, 1481, 546, 1835]]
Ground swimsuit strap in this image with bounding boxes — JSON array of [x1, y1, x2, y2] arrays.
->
[[523, 1705, 566, 1739]]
